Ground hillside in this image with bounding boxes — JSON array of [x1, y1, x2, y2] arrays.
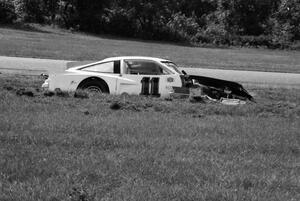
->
[[0, 25, 300, 73]]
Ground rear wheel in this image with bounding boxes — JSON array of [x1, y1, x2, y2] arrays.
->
[[86, 85, 103, 93], [78, 79, 109, 94]]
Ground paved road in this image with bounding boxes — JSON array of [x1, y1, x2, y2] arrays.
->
[[0, 56, 70, 74], [1, 56, 300, 88], [184, 68, 300, 88]]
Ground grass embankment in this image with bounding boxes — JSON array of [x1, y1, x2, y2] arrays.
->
[[0, 74, 299, 201], [0, 25, 300, 73]]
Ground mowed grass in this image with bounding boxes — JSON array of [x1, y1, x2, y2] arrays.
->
[[0, 74, 299, 201], [0, 25, 300, 73]]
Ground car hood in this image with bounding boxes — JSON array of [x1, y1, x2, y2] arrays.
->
[[188, 75, 254, 101]]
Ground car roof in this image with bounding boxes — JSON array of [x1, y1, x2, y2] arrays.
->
[[101, 56, 171, 62], [70, 56, 172, 70]]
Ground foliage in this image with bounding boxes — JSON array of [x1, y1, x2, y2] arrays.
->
[[13, 0, 47, 23], [166, 12, 200, 42], [0, 0, 16, 24], [272, 0, 300, 42], [101, 6, 136, 36], [1, 0, 300, 48], [219, 0, 281, 36], [75, 0, 110, 32]]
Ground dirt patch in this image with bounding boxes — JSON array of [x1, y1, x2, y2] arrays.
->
[[109, 101, 151, 112], [16, 88, 35, 97]]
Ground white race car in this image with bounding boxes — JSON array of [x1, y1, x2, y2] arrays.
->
[[42, 56, 253, 101]]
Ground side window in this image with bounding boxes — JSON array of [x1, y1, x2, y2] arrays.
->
[[81, 61, 115, 73], [124, 60, 166, 75]]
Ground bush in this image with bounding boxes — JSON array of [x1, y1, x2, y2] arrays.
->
[[0, 0, 16, 24], [165, 12, 200, 42], [14, 0, 46, 23], [272, 0, 300, 42], [238, 35, 272, 47], [197, 23, 230, 45], [101, 7, 136, 37], [193, 32, 286, 49], [236, 35, 293, 49]]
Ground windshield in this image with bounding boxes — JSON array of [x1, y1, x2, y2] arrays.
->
[[161, 61, 182, 74]]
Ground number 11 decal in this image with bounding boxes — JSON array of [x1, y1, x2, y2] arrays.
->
[[140, 77, 161, 97]]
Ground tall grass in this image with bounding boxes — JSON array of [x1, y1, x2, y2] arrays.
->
[[0, 74, 299, 201]]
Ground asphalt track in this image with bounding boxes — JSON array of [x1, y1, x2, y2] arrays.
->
[[1, 56, 300, 89]]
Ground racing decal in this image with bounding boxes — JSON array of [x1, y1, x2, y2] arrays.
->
[[140, 77, 161, 97], [140, 77, 150, 95], [150, 77, 160, 97]]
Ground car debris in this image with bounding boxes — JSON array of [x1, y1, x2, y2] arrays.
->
[[172, 73, 254, 104]]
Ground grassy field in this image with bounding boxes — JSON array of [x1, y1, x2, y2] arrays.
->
[[0, 74, 299, 201], [0, 25, 300, 73]]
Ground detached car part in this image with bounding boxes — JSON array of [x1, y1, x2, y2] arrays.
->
[[175, 74, 254, 102]]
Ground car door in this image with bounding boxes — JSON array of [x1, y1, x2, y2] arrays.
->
[[117, 59, 182, 98]]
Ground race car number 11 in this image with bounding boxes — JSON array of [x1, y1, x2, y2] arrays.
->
[[140, 77, 160, 97]]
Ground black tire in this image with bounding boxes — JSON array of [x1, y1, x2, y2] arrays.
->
[[78, 79, 109, 94]]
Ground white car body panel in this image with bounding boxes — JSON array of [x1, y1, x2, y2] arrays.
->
[[43, 56, 183, 98], [47, 72, 119, 94]]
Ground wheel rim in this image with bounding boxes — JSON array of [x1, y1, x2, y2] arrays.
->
[[86, 86, 102, 93]]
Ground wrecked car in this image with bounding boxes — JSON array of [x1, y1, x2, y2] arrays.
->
[[42, 56, 253, 102]]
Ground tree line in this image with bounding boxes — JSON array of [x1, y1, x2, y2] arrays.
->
[[1, 0, 299, 48]]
